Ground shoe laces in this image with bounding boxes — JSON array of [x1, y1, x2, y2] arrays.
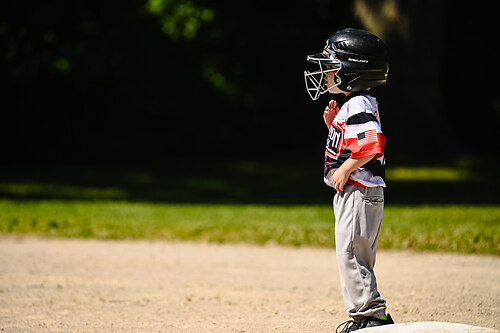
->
[[336, 319, 360, 333]]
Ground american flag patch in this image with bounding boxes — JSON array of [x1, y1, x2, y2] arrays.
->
[[357, 129, 377, 144]]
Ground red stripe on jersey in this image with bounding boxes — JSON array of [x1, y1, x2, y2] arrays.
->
[[325, 149, 338, 159], [347, 179, 366, 187]]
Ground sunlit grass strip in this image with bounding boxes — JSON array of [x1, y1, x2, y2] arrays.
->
[[0, 201, 333, 245], [380, 206, 500, 254], [0, 200, 498, 255], [386, 166, 473, 182]]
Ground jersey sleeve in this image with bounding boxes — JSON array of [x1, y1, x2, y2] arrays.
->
[[344, 97, 385, 159]]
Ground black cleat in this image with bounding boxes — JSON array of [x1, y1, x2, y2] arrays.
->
[[336, 314, 394, 332], [359, 314, 395, 329]]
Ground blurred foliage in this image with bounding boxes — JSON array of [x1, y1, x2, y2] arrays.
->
[[353, 0, 409, 41], [145, 0, 214, 39], [0, 0, 497, 163]]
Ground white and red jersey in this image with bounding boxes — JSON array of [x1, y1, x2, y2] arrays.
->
[[324, 93, 386, 188]]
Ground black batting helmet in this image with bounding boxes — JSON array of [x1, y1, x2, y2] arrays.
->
[[304, 28, 389, 100]]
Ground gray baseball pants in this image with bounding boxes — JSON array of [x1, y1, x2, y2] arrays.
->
[[333, 184, 387, 320]]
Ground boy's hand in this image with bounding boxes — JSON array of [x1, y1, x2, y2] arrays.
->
[[331, 155, 377, 191], [324, 99, 339, 129], [331, 167, 350, 192]]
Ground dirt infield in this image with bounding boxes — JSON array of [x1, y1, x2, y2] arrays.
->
[[0, 238, 498, 332]]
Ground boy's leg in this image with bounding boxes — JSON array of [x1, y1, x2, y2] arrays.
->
[[334, 184, 386, 320]]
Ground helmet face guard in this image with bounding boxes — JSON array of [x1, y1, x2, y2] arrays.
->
[[304, 55, 342, 101]]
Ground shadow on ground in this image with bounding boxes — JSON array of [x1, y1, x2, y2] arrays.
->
[[0, 159, 498, 206]]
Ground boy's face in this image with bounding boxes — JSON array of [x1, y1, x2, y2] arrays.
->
[[324, 65, 342, 94]]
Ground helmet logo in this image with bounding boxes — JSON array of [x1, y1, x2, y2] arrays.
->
[[348, 57, 368, 63]]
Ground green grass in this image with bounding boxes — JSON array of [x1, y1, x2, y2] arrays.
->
[[0, 161, 498, 255], [379, 206, 500, 254], [0, 201, 334, 246], [1, 200, 499, 255]]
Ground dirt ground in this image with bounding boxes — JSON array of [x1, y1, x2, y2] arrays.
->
[[0, 238, 498, 332]]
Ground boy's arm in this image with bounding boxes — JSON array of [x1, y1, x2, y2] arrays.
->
[[331, 154, 376, 191]]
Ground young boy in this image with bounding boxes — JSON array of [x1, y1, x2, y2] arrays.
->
[[304, 28, 394, 332]]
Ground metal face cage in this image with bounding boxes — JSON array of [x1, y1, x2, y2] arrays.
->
[[303, 56, 342, 100]]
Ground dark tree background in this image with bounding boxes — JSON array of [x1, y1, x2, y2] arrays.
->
[[1, 0, 498, 165]]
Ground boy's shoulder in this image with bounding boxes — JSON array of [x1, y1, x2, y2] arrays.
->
[[343, 93, 377, 115]]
